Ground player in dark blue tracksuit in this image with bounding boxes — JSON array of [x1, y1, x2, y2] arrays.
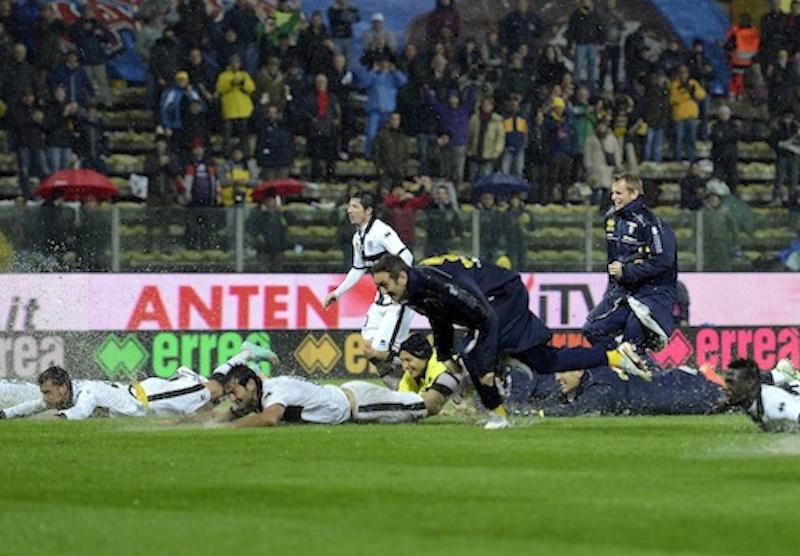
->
[[530, 367, 724, 417], [583, 174, 678, 356], [370, 254, 648, 419]]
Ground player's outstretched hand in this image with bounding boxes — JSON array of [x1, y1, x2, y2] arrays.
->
[[323, 292, 337, 309]]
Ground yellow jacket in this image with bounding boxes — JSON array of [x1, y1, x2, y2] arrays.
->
[[216, 69, 256, 120], [398, 349, 447, 394], [669, 78, 706, 121]]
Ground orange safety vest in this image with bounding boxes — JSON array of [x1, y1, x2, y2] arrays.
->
[[726, 25, 761, 68]]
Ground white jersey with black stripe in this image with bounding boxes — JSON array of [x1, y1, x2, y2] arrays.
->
[[139, 368, 212, 416], [747, 384, 800, 431], [259, 376, 350, 425], [352, 218, 413, 305]]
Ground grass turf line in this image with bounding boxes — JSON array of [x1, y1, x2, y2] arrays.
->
[[0, 414, 796, 556]]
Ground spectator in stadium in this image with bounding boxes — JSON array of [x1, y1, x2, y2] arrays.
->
[[723, 13, 760, 101], [669, 64, 706, 163], [525, 108, 548, 204], [328, 0, 360, 62], [143, 135, 182, 251], [709, 105, 739, 191], [184, 140, 219, 250], [583, 173, 678, 361], [503, 193, 529, 270], [584, 120, 622, 206], [361, 12, 396, 51], [75, 100, 106, 172], [769, 108, 800, 207], [148, 27, 183, 110], [134, 14, 164, 70], [298, 11, 334, 78], [272, 0, 302, 39], [658, 38, 686, 79], [598, 0, 624, 91], [175, 0, 213, 52], [566, 0, 605, 96], [217, 28, 248, 72], [544, 96, 577, 205], [409, 54, 455, 176], [467, 97, 505, 183], [39, 191, 73, 263], [32, 4, 64, 78], [67, 5, 113, 107], [498, 0, 543, 54], [679, 160, 706, 211], [427, 131, 452, 179], [534, 45, 566, 90], [787, 1, 800, 56], [359, 55, 407, 160], [4, 43, 36, 105], [255, 105, 294, 180], [373, 112, 410, 187], [222, 0, 259, 74], [426, 0, 460, 45], [48, 50, 94, 108], [457, 37, 482, 77], [246, 189, 288, 271], [480, 30, 504, 77], [160, 71, 202, 159], [760, 0, 788, 63], [765, 49, 798, 119], [702, 184, 738, 272], [424, 183, 462, 256], [497, 53, 535, 109], [642, 71, 671, 162], [303, 73, 340, 181], [44, 86, 79, 173], [572, 85, 595, 165], [263, 32, 298, 72], [255, 56, 287, 114], [383, 179, 431, 250], [328, 53, 357, 160], [501, 95, 528, 177], [686, 38, 715, 141], [424, 85, 475, 187], [219, 144, 258, 206], [476, 191, 504, 261], [186, 48, 219, 109], [11, 89, 47, 199], [216, 54, 256, 156], [77, 196, 109, 271]]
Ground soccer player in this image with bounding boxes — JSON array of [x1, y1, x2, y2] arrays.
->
[[0, 342, 278, 420], [370, 254, 649, 429], [582, 173, 678, 359], [397, 332, 463, 417], [224, 365, 428, 427], [719, 359, 800, 432], [323, 190, 415, 386]]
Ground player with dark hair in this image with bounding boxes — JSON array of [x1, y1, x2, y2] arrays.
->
[[370, 253, 649, 429], [582, 173, 678, 361], [223, 366, 427, 427], [323, 190, 416, 387], [719, 358, 800, 432]]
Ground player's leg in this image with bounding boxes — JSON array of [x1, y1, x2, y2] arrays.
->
[[361, 302, 407, 388], [0, 380, 41, 407], [582, 295, 630, 350], [210, 341, 278, 379], [341, 380, 427, 423], [519, 341, 652, 381]]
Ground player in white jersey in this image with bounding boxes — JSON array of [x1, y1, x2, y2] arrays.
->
[[323, 191, 415, 387], [720, 358, 800, 432], [224, 366, 428, 428], [0, 342, 279, 420]]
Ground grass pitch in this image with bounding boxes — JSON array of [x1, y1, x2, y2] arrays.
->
[[0, 414, 797, 556]]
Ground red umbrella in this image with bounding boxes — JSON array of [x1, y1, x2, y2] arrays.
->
[[36, 169, 118, 202], [253, 178, 305, 202]]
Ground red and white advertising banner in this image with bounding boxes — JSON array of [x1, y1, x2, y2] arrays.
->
[[1, 273, 798, 332]]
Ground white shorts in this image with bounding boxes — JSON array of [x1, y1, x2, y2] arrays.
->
[[361, 302, 415, 354], [138, 368, 212, 416], [341, 380, 427, 424], [0, 380, 41, 408]]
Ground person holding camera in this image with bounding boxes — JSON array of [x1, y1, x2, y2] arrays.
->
[[669, 64, 706, 163], [215, 54, 256, 156]]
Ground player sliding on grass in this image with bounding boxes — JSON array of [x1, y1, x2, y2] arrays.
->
[[719, 358, 800, 432], [0, 342, 278, 420], [371, 254, 651, 429], [224, 365, 428, 428], [323, 190, 417, 388]]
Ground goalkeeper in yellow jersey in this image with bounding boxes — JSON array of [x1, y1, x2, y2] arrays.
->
[[397, 333, 466, 416]]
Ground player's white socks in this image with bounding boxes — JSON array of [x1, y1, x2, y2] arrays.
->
[[211, 351, 252, 378]]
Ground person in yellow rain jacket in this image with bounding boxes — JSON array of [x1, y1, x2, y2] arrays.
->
[[669, 64, 706, 162], [215, 54, 256, 155]]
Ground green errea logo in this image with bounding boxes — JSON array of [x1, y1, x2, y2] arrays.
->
[[94, 334, 148, 379], [151, 331, 274, 378]]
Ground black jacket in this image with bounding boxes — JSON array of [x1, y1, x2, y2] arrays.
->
[[710, 119, 739, 161], [256, 119, 295, 169]]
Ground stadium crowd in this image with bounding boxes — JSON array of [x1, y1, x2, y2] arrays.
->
[[0, 0, 799, 270]]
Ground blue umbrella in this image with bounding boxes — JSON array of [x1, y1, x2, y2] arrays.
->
[[472, 173, 531, 199]]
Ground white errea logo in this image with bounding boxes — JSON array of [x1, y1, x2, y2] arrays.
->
[[626, 222, 638, 235]]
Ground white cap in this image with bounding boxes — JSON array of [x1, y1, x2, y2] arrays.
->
[[372, 12, 384, 22]]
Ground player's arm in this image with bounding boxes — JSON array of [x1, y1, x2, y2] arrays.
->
[[57, 388, 100, 420], [228, 404, 286, 428], [621, 220, 676, 283], [381, 224, 413, 264], [325, 236, 367, 307], [762, 387, 800, 423], [0, 399, 48, 419]]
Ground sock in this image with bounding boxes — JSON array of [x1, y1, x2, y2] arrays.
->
[[492, 405, 508, 418], [212, 351, 251, 377], [606, 350, 622, 368]]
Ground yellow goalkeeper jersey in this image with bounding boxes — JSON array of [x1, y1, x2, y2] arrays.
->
[[398, 350, 448, 394]]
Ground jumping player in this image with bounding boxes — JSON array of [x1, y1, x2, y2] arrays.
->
[[323, 190, 416, 386], [224, 366, 428, 427], [370, 254, 650, 429]]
